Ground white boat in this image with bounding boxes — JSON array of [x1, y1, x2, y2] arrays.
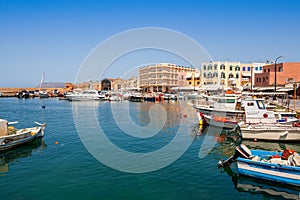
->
[[163, 93, 178, 101], [192, 95, 243, 116], [0, 119, 46, 152], [197, 97, 299, 131], [129, 93, 144, 102], [236, 98, 300, 141], [219, 144, 300, 187], [238, 123, 300, 141], [65, 89, 106, 101]]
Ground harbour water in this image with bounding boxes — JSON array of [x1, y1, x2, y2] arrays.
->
[[0, 98, 299, 199]]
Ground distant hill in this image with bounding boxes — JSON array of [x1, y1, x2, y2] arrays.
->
[[37, 82, 66, 88]]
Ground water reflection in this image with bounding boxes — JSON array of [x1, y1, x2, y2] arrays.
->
[[0, 138, 46, 173], [220, 166, 299, 199], [242, 140, 300, 153]]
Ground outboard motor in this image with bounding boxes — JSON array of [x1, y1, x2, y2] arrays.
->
[[218, 144, 251, 167]]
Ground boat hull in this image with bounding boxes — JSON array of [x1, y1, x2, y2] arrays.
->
[[240, 125, 300, 141], [0, 126, 44, 152], [237, 154, 300, 186], [202, 114, 241, 129]]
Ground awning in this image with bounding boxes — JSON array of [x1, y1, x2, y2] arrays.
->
[[241, 73, 251, 77], [194, 73, 200, 78], [170, 86, 195, 91], [186, 73, 192, 78], [277, 87, 293, 92], [199, 85, 224, 91], [257, 87, 281, 91]]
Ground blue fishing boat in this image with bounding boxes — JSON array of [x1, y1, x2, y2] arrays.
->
[[219, 144, 300, 187]]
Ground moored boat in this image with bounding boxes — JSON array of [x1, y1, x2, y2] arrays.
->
[[238, 123, 300, 141], [65, 89, 106, 101], [196, 97, 299, 131], [218, 144, 300, 187], [0, 119, 46, 152]]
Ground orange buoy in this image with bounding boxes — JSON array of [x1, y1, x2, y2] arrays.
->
[[55, 141, 59, 145]]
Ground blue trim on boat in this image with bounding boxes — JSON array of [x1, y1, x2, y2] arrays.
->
[[238, 168, 300, 186], [238, 158, 300, 174]]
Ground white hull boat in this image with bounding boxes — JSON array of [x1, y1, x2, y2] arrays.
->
[[0, 119, 46, 152], [66, 90, 106, 101], [239, 123, 300, 141]]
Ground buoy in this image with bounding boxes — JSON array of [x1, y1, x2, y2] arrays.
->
[[183, 114, 187, 117], [199, 119, 203, 125], [254, 138, 257, 142], [42, 105, 46, 109], [55, 141, 59, 145]]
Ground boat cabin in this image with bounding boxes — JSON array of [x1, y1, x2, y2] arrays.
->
[[242, 98, 277, 124]]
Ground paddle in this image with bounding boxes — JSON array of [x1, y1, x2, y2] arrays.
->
[[8, 121, 18, 125], [34, 121, 46, 126]]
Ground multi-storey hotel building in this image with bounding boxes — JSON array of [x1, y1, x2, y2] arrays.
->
[[201, 61, 241, 87], [202, 61, 266, 88], [139, 63, 198, 92]]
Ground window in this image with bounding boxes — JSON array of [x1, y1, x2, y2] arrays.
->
[[256, 78, 258, 82], [235, 65, 240, 71], [257, 100, 265, 109], [229, 65, 233, 71], [208, 72, 212, 78], [279, 67, 283, 72], [242, 67, 246, 71], [214, 64, 217, 70], [220, 64, 225, 70], [268, 68, 270, 72], [266, 77, 268, 81], [259, 66, 262, 70], [221, 72, 225, 78], [255, 67, 258, 71], [203, 65, 206, 70], [215, 72, 218, 77], [264, 69, 266, 73], [189, 82, 191, 85], [247, 102, 254, 106], [203, 72, 206, 78], [208, 64, 212, 70], [236, 73, 239, 79], [247, 67, 251, 71]]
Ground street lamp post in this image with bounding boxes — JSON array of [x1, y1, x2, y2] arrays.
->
[[274, 56, 283, 99]]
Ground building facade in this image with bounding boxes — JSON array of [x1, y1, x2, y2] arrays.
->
[[240, 62, 265, 87], [139, 63, 198, 92], [201, 61, 242, 87], [254, 62, 300, 87]]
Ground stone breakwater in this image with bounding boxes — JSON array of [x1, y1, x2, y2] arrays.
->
[[0, 87, 68, 97]]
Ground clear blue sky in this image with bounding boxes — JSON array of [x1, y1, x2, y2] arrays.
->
[[0, 0, 300, 87]]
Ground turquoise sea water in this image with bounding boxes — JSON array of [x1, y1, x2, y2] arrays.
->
[[0, 98, 299, 200]]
